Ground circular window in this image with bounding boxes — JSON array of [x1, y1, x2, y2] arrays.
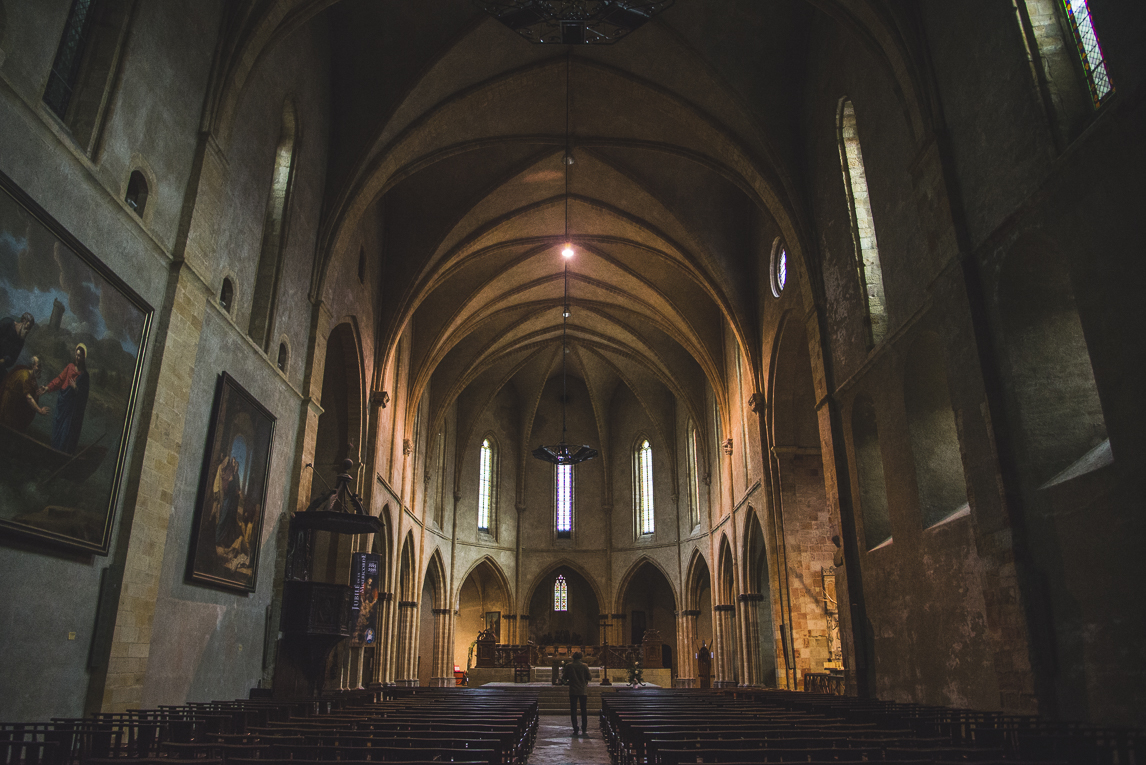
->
[[770, 238, 789, 297]]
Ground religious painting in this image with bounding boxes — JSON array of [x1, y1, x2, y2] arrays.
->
[[187, 373, 275, 592], [0, 171, 152, 555], [350, 552, 381, 646], [485, 610, 501, 641]]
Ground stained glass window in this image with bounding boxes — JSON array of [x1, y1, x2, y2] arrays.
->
[[478, 438, 493, 532], [556, 464, 573, 538], [771, 239, 789, 298], [637, 439, 654, 535], [554, 575, 568, 611], [44, 0, 98, 118], [1062, 0, 1113, 107]]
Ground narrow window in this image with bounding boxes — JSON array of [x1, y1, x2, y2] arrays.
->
[[43, 0, 132, 154], [277, 342, 288, 372], [1061, 0, 1113, 106], [838, 98, 887, 346], [555, 464, 573, 539], [219, 278, 234, 313], [636, 439, 654, 536], [687, 424, 700, 528], [125, 170, 148, 216], [249, 100, 298, 350], [554, 575, 568, 612], [770, 238, 788, 298], [478, 438, 494, 532], [44, 0, 99, 119]]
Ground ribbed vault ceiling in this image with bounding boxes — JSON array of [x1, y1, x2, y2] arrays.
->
[[214, 0, 923, 465]]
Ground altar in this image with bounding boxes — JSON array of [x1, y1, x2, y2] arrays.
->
[[469, 627, 668, 686]]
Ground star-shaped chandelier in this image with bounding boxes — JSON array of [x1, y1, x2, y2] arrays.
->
[[474, 0, 674, 45]]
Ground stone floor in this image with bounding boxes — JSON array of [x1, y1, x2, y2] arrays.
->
[[530, 715, 609, 765]]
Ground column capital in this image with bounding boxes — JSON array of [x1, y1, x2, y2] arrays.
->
[[714, 604, 736, 612]]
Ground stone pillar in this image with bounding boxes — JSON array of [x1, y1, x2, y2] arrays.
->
[[378, 593, 395, 684], [504, 614, 517, 645], [396, 600, 418, 686], [713, 604, 737, 688], [519, 614, 529, 646], [674, 610, 699, 688], [738, 594, 765, 686], [430, 607, 454, 686]]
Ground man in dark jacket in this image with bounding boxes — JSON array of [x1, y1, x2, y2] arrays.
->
[[562, 651, 591, 735]]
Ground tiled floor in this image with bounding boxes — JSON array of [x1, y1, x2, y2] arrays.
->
[[530, 715, 610, 765]]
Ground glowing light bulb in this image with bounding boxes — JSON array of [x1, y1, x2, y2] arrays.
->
[[562, 244, 574, 258]]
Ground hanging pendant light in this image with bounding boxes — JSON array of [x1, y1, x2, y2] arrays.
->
[[474, 0, 675, 46], [534, 55, 597, 467]]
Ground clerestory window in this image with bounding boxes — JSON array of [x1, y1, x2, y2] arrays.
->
[[555, 464, 573, 539], [636, 439, 654, 536], [478, 437, 495, 533], [838, 98, 887, 347], [1061, 0, 1113, 107]]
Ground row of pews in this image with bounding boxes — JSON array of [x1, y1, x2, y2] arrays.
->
[[600, 688, 1145, 765], [1, 688, 538, 765]]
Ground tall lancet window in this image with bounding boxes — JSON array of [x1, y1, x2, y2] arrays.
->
[[554, 575, 568, 612], [556, 464, 573, 539], [636, 439, 655, 536], [838, 98, 887, 346], [478, 438, 494, 532], [1062, 0, 1113, 106]]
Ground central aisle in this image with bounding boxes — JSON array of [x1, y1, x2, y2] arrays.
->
[[529, 715, 610, 765]]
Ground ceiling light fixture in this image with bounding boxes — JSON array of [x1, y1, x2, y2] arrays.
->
[[533, 54, 597, 467], [474, 0, 674, 45]]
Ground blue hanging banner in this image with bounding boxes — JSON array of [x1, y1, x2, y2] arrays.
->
[[351, 552, 381, 646]]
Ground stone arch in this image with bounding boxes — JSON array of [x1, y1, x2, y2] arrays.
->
[[309, 320, 365, 583], [370, 503, 393, 591], [398, 531, 417, 601], [455, 555, 511, 611], [684, 548, 712, 612], [525, 562, 600, 647], [455, 556, 512, 657], [521, 558, 606, 618], [616, 557, 678, 668], [717, 535, 737, 607], [743, 506, 779, 687], [614, 556, 679, 614]]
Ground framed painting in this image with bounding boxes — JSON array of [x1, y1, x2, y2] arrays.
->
[[0, 170, 153, 555], [187, 373, 275, 592]]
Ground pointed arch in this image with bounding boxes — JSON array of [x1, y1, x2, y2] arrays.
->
[[454, 555, 512, 610], [520, 558, 605, 616], [684, 548, 712, 612], [423, 548, 447, 610], [398, 530, 417, 601], [717, 534, 738, 606], [614, 556, 679, 614]]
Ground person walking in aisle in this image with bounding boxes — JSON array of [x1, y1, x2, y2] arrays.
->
[[562, 651, 591, 735]]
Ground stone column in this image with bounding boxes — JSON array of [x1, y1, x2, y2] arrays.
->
[[674, 610, 699, 688], [713, 604, 737, 688], [430, 607, 454, 686], [738, 593, 765, 686], [396, 600, 418, 686], [519, 614, 529, 646], [377, 593, 395, 684], [504, 614, 517, 646]]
